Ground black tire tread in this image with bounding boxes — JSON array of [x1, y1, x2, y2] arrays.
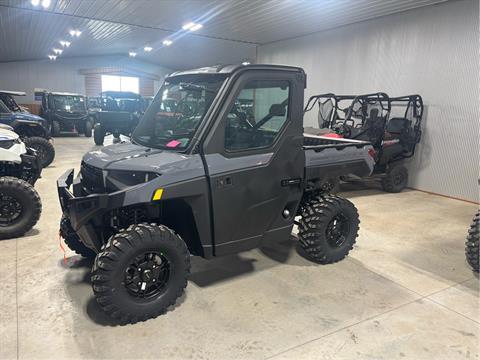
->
[[91, 223, 190, 324], [24, 136, 55, 167], [466, 211, 479, 272], [0, 176, 42, 239], [381, 165, 408, 193], [298, 194, 359, 264], [60, 217, 96, 258]]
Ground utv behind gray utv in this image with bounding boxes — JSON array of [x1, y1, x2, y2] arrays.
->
[[58, 64, 375, 323]]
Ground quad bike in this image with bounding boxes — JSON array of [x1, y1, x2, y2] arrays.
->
[[304, 93, 423, 193], [58, 64, 376, 323], [0, 91, 55, 167], [40, 91, 93, 137], [0, 126, 42, 239], [466, 211, 479, 272]]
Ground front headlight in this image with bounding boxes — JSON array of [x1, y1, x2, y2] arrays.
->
[[0, 139, 18, 149]]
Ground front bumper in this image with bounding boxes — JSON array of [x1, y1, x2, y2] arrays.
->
[[57, 168, 125, 251]]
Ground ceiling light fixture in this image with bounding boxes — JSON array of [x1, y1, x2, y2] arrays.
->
[[60, 40, 71, 47], [144, 46, 153, 52], [162, 39, 173, 46], [242, 61, 251, 66], [48, 55, 57, 60], [31, 0, 40, 6], [129, 51, 137, 57], [69, 29, 82, 37], [53, 48, 63, 55], [41, 0, 51, 8], [182, 22, 203, 31], [190, 23, 203, 31]]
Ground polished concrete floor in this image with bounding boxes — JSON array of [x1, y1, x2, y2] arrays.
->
[[0, 137, 478, 359]]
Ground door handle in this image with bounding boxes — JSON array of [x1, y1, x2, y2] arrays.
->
[[216, 176, 233, 189], [281, 178, 302, 187]]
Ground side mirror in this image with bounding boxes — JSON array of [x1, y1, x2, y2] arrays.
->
[[269, 103, 286, 117]]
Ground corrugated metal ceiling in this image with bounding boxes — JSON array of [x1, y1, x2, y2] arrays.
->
[[0, 0, 448, 68]]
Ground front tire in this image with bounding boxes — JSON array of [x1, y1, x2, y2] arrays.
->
[[84, 120, 93, 138], [298, 194, 359, 264], [381, 165, 408, 193], [52, 121, 61, 137], [91, 223, 190, 324], [23, 136, 55, 167], [93, 123, 105, 145], [0, 177, 42, 239], [466, 212, 479, 272]]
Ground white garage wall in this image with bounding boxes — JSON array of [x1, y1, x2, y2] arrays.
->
[[258, 0, 479, 202], [0, 55, 172, 102]]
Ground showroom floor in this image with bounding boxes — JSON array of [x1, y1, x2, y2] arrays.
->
[[0, 137, 478, 360]]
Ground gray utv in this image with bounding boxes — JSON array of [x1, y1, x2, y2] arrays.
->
[[57, 64, 375, 323]]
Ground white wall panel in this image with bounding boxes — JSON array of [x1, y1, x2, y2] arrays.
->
[[258, 0, 479, 202], [0, 55, 172, 102]]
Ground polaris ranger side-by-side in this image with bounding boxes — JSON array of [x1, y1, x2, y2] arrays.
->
[[58, 64, 375, 323], [40, 91, 92, 137], [0, 91, 55, 167], [304, 92, 423, 192]]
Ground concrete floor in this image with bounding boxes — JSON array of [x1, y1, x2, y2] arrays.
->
[[0, 137, 478, 360]]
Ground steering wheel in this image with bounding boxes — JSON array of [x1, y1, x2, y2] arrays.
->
[[333, 123, 352, 137]]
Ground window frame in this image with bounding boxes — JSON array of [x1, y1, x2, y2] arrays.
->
[[223, 78, 292, 154]]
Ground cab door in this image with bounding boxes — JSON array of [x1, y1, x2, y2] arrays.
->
[[203, 69, 305, 256]]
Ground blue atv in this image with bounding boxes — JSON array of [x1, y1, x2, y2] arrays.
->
[[0, 91, 55, 167]]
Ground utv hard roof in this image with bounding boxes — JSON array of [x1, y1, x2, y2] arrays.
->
[[167, 64, 305, 78], [100, 91, 141, 98], [50, 91, 84, 97], [0, 90, 26, 96]]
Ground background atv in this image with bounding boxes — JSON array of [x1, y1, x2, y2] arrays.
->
[[40, 91, 93, 137], [0, 127, 42, 239], [58, 64, 375, 324], [88, 91, 146, 145], [0, 91, 55, 167], [305, 93, 423, 193]]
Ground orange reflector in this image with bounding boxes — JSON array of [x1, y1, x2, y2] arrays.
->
[[152, 188, 164, 201]]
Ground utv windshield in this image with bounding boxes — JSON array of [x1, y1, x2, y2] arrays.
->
[[51, 95, 86, 113], [132, 75, 226, 150], [0, 94, 21, 112]]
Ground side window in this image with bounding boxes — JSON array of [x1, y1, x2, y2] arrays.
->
[[225, 80, 290, 151]]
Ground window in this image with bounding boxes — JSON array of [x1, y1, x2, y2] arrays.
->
[[225, 80, 290, 151], [101, 75, 139, 93]]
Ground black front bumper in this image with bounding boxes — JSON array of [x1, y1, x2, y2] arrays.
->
[[57, 169, 124, 252]]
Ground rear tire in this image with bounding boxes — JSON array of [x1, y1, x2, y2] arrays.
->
[[381, 165, 408, 193], [91, 223, 190, 324], [23, 136, 55, 167], [52, 121, 61, 137], [60, 216, 95, 258], [93, 123, 105, 145], [298, 194, 359, 264], [84, 120, 93, 138], [466, 212, 479, 272], [0, 177, 42, 239]]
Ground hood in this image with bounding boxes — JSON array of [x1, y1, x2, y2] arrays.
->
[[83, 142, 195, 173], [13, 112, 46, 123], [0, 127, 20, 141]]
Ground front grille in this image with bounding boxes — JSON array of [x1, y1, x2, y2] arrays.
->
[[80, 161, 105, 194]]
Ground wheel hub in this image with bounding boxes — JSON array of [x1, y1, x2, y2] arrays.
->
[[326, 214, 350, 248], [0, 194, 22, 226], [124, 252, 170, 299]]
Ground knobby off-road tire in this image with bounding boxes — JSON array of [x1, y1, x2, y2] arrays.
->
[[298, 194, 359, 264], [84, 120, 93, 138], [24, 136, 55, 168], [466, 211, 479, 272], [52, 121, 61, 137], [60, 216, 96, 258], [0, 177, 42, 239], [381, 165, 408, 193], [91, 223, 190, 324], [93, 123, 105, 145]]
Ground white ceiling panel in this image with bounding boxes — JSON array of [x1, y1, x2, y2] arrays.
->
[[0, 0, 448, 69]]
